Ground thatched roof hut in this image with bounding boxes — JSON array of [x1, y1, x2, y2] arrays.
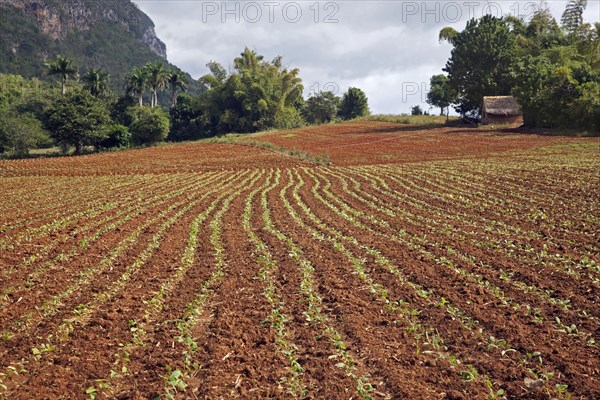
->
[[482, 96, 523, 125]]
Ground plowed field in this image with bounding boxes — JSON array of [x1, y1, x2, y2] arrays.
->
[[0, 122, 598, 399]]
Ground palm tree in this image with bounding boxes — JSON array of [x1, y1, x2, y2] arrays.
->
[[168, 71, 189, 107], [234, 48, 263, 72], [45, 55, 78, 95], [144, 62, 169, 107], [438, 27, 459, 44], [278, 67, 303, 110], [125, 67, 148, 107], [82, 68, 110, 97]]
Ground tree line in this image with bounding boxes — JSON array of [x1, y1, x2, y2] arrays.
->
[[0, 48, 370, 157], [426, 0, 599, 132], [170, 49, 369, 140]]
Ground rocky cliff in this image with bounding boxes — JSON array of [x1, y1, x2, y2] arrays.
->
[[0, 0, 205, 100], [2, 0, 167, 59]]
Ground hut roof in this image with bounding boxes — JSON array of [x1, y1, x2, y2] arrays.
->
[[483, 96, 521, 116]]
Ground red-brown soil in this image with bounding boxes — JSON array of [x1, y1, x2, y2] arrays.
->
[[243, 121, 592, 165], [0, 122, 598, 399], [0, 142, 306, 177]]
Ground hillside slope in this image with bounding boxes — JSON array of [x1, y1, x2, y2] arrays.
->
[[0, 0, 202, 96]]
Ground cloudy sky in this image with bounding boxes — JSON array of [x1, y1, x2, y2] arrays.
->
[[135, 1, 599, 114]]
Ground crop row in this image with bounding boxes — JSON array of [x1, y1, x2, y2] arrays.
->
[[337, 167, 599, 308], [307, 168, 597, 349], [0, 174, 162, 240], [0, 173, 203, 287], [0, 172, 230, 334], [288, 167, 592, 397], [97, 171, 261, 398], [0, 171, 251, 394], [0, 157, 596, 398]]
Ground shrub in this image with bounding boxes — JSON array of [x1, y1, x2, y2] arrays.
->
[[111, 95, 138, 127], [273, 107, 304, 130], [98, 124, 131, 149], [411, 105, 424, 115], [168, 94, 203, 141], [130, 106, 170, 145], [0, 111, 50, 156]]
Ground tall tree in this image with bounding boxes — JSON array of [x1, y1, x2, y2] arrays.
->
[[45, 55, 78, 95], [168, 71, 189, 107], [302, 91, 340, 124], [339, 87, 370, 120], [205, 61, 228, 85], [511, 5, 599, 131], [200, 48, 304, 133], [125, 67, 148, 107], [144, 62, 169, 108], [44, 90, 110, 154], [516, 7, 564, 57], [82, 68, 110, 98], [426, 74, 454, 121], [442, 15, 516, 117]]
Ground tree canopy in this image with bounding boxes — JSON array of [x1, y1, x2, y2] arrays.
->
[[302, 91, 340, 124], [130, 106, 170, 145], [561, 0, 588, 33], [0, 111, 49, 156], [125, 67, 148, 107], [45, 55, 78, 95], [426, 74, 454, 118], [442, 15, 516, 117], [144, 62, 169, 108], [168, 71, 188, 107], [168, 94, 203, 142], [44, 90, 111, 154], [82, 68, 110, 98], [434, 2, 598, 131], [3, 46, 374, 158], [339, 87, 370, 120], [200, 48, 304, 134]]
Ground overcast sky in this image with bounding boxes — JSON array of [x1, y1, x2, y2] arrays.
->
[[135, 1, 599, 114]]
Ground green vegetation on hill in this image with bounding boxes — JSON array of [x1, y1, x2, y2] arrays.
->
[[0, 5, 54, 78], [56, 21, 167, 90], [0, 3, 203, 104]]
